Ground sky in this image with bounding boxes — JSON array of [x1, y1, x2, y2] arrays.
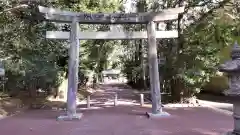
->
[[123, 0, 135, 12]]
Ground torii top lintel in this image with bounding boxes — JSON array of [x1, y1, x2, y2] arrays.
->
[[38, 6, 184, 24]]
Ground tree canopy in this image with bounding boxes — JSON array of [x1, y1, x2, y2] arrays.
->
[[0, 0, 239, 101]]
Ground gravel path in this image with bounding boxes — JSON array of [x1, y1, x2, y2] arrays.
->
[[0, 83, 234, 135]]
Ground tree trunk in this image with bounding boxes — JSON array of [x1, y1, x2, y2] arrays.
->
[[29, 82, 37, 98], [170, 78, 180, 102]]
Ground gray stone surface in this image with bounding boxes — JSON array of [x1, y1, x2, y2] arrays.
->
[[219, 42, 240, 135], [146, 111, 170, 119], [56, 113, 83, 121], [219, 42, 240, 95]]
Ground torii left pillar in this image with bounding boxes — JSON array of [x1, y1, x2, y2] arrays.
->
[[146, 21, 170, 118], [57, 17, 83, 121]]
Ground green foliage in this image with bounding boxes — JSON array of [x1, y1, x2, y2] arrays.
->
[[0, 2, 67, 93], [178, 17, 234, 94], [120, 0, 239, 101], [0, 0, 123, 94], [1, 0, 239, 102]]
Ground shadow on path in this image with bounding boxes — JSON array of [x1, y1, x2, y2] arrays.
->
[[197, 93, 234, 112]]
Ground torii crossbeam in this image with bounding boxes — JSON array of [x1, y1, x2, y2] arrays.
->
[[38, 6, 184, 24]]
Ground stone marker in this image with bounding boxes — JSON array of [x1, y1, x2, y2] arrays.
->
[[219, 41, 240, 135]]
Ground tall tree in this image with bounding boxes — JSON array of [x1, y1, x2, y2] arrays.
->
[[120, 0, 237, 102]]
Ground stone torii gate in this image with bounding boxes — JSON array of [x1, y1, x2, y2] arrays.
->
[[38, 6, 184, 120]]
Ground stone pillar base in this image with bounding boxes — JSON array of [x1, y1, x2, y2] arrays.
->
[[234, 103, 240, 134], [146, 111, 170, 119], [56, 113, 83, 121], [223, 131, 240, 135], [234, 130, 240, 135]]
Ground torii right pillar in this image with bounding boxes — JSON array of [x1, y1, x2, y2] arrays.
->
[[146, 21, 170, 118]]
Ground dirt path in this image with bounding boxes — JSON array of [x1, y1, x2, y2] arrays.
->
[[0, 83, 234, 135], [86, 83, 140, 107]]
